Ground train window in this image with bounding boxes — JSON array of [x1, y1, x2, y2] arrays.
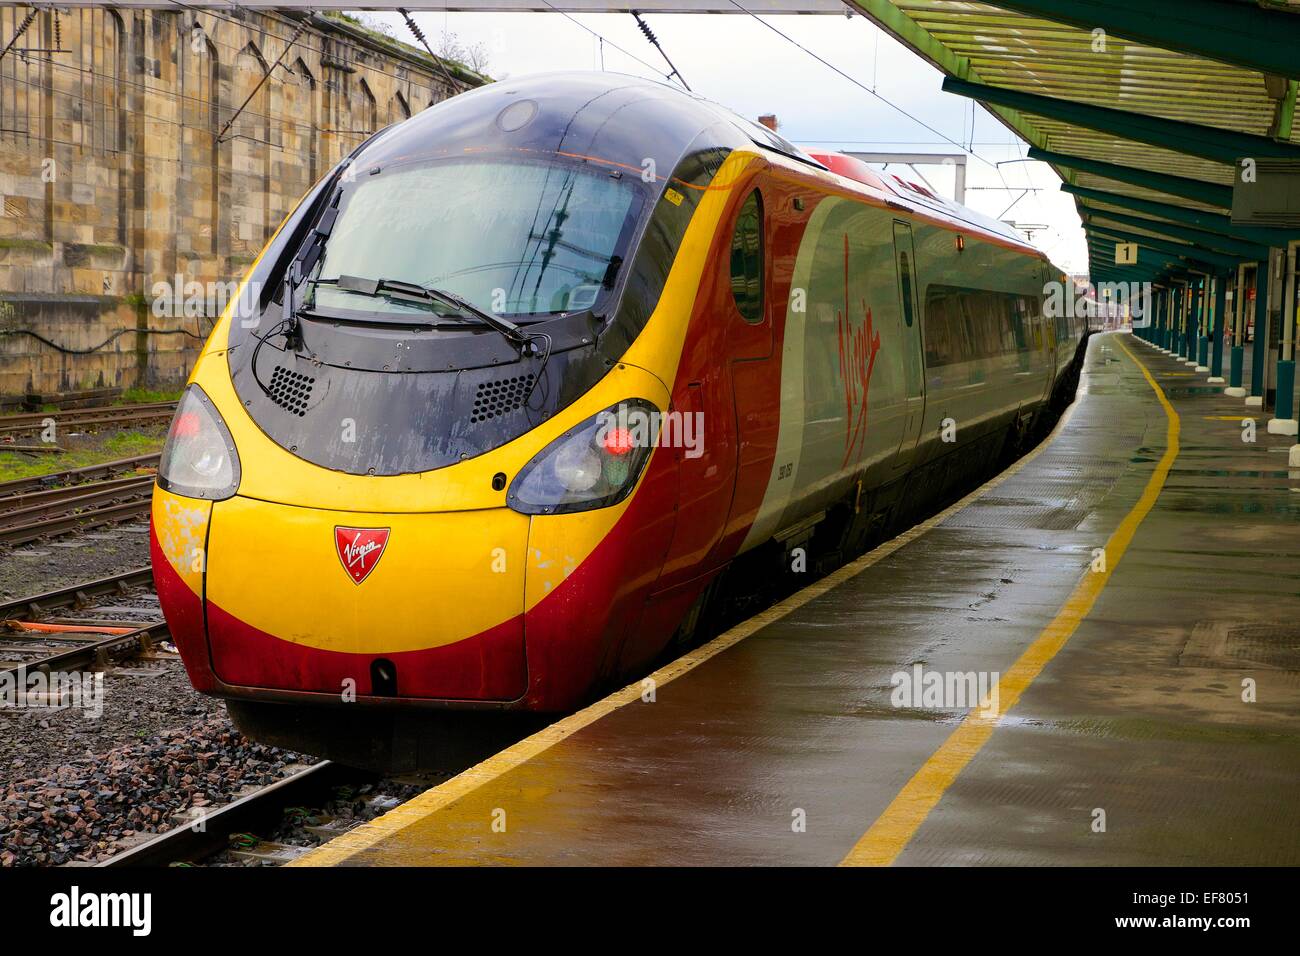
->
[[1011, 297, 1029, 350], [925, 284, 1039, 368], [730, 189, 764, 323], [898, 251, 916, 326], [311, 157, 644, 320]]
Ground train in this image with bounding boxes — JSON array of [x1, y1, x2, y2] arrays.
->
[[151, 72, 1088, 767]]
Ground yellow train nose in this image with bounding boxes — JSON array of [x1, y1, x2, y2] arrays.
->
[[202, 496, 530, 700]]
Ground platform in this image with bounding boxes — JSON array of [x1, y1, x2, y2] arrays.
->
[[294, 332, 1300, 867]]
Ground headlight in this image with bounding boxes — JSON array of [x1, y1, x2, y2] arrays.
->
[[508, 399, 658, 515], [157, 384, 241, 500]]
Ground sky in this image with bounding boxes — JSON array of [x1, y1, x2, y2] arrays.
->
[[363, 8, 1088, 273]]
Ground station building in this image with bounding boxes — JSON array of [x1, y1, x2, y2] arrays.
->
[[0, 7, 483, 401]]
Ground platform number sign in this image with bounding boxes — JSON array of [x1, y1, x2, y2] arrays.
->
[[1115, 242, 1138, 265]]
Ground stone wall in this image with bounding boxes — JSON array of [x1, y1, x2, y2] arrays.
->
[[0, 7, 482, 399]]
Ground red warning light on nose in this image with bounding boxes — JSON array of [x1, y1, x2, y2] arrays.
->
[[171, 411, 201, 438], [601, 426, 636, 456]]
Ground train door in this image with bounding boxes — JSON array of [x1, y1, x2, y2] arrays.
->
[[655, 181, 770, 587], [891, 221, 925, 470], [721, 184, 779, 544], [1041, 263, 1058, 402]]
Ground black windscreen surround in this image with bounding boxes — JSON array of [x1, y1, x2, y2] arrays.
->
[[223, 73, 755, 477]]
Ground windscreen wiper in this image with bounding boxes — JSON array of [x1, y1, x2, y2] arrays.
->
[[323, 275, 532, 351]]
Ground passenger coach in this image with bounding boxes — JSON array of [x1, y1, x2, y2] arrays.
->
[[150, 73, 1086, 764]]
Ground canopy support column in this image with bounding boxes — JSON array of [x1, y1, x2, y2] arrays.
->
[[1226, 263, 1249, 397], [1209, 272, 1227, 382], [1268, 242, 1298, 437], [1248, 260, 1269, 407]]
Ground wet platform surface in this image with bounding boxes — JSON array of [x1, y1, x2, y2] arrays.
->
[[296, 332, 1300, 867]]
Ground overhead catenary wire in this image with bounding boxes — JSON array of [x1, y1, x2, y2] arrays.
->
[[721, 1, 1066, 254], [537, 0, 678, 86], [0, 72, 376, 169], [0, 7, 416, 356], [215, 17, 308, 143], [17, 4, 951, 173], [1, 47, 385, 145], [0, 5, 39, 64], [631, 10, 690, 91], [725, 0, 1000, 173], [8, 5, 1065, 254], [161, 1, 479, 83], [0, 3, 467, 152], [15, 1, 1019, 194], [0, 6, 451, 142], [803, 140, 1039, 146], [397, 8, 464, 97], [998, 190, 1030, 219], [153, 2, 471, 96]]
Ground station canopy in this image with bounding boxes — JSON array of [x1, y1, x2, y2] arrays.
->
[[843, 1, 1300, 286], [74, 1, 1300, 283]]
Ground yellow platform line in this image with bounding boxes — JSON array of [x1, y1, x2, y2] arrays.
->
[[292, 336, 1105, 868], [839, 334, 1179, 866]]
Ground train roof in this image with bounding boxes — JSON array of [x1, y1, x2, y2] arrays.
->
[[352, 71, 819, 195], [799, 148, 1045, 259], [353, 71, 1057, 270]]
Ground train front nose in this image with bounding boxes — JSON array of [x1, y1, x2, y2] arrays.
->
[[200, 495, 530, 701]]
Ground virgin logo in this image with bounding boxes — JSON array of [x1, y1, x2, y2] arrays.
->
[[334, 527, 390, 584], [836, 233, 881, 467]]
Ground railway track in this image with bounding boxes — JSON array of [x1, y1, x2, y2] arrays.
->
[[96, 760, 442, 867], [0, 467, 155, 547], [0, 473, 152, 513], [0, 567, 166, 684], [0, 401, 176, 439], [2, 456, 429, 872], [98, 761, 369, 867], [0, 453, 160, 497], [0, 571, 413, 869]]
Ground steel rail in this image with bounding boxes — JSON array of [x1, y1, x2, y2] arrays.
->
[[0, 620, 168, 684], [0, 567, 154, 622], [0, 453, 160, 497], [0, 474, 154, 514], [0, 402, 176, 436], [0, 497, 152, 546], [98, 761, 355, 867]]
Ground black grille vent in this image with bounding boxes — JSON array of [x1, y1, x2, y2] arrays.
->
[[269, 365, 315, 417], [472, 374, 535, 423]]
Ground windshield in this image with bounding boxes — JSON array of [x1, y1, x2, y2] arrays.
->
[[310, 157, 643, 320]]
